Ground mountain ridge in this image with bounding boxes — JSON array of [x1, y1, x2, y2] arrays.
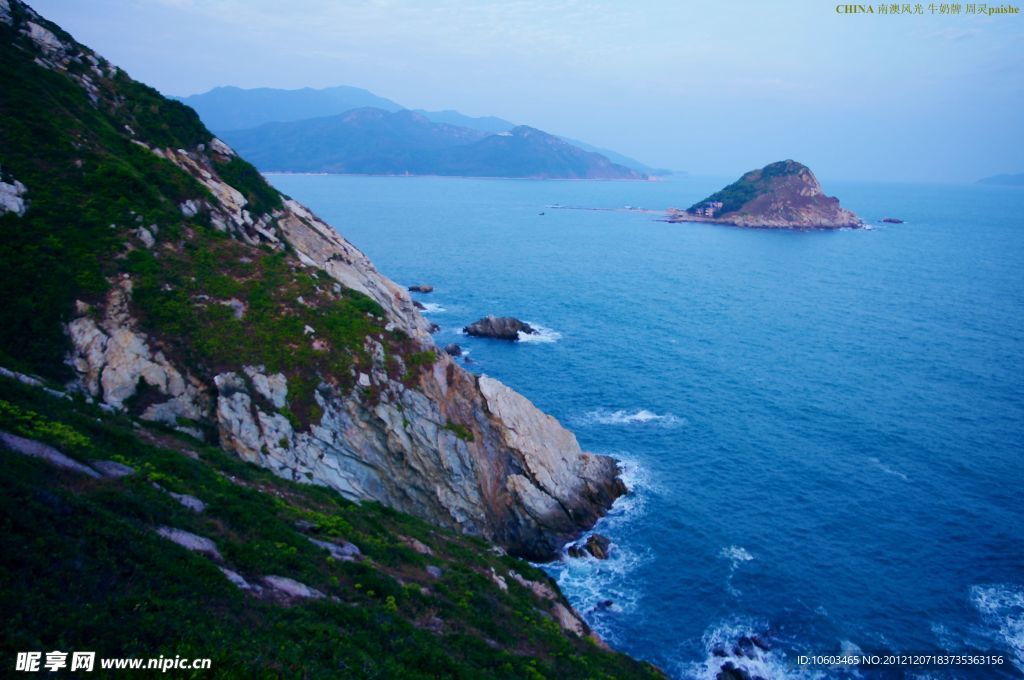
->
[[179, 84, 659, 177], [221, 108, 647, 179]]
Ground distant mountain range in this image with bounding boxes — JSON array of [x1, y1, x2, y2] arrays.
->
[[175, 85, 403, 131], [977, 173, 1024, 187], [176, 85, 666, 178], [219, 108, 645, 179]]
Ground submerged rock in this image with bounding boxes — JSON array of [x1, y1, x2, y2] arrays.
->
[[882, 217, 904, 224], [408, 284, 433, 293], [717, 661, 754, 680], [463, 315, 536, 341]]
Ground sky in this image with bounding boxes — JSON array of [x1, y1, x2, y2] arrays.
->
[[29, 0, 1024, 182]]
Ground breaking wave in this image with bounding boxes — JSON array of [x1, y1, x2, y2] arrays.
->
[[517, 322, 561, 343], [720, 546, 755, 597], [680, 618, 826, 680], [971, 583, 1024, 672], [542, 459, 652, 644], [574, 408, 685, 428]]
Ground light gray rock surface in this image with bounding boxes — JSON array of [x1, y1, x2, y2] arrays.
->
[[0, 430, 101, 478], [155, 526, 222, 560], [261, 575, 325, 600], [66, 279, 210, 431], [308, 537, 360, 561], [213, 360, 623, 559], [168, 490, 206, 513], [93, 460, 135, 478], [219, 567, 258, 592], [0, 176, 27, 216]]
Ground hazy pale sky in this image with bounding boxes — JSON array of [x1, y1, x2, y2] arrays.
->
[[30, 0, 1024, 182]]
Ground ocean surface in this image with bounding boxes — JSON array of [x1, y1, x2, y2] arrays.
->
[[267, 172, 1024, 679]]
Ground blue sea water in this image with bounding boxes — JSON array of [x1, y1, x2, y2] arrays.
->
[[267, 173, 1024, 679]]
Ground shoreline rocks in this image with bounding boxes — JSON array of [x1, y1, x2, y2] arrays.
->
[[408, 284, 433, 293], [463, 315, 535, 341], [567, 533, 611, 560]]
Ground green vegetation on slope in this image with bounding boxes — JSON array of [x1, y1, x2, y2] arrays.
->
[[0, 377, 661, 678], [0, 14, 424, 424], [212, 155, 283, 215], [688, 159, 808, 215], [121, 230, 426, 426], [0, 28, 210, 377], [0, 8, 661, 676]]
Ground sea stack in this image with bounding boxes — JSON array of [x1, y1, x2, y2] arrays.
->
[[464, 316, 536, 341], [669, 159, 862, 229]]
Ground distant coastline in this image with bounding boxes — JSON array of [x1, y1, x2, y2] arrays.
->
[[261, 171, 661, 182], [977, 172, 1024, 187]]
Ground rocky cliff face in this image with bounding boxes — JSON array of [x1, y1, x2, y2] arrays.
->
[[679, 159, 861, 229], [0, 0, 623, 560]]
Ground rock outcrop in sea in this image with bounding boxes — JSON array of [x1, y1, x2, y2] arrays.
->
[[567, 533, 611, 560], [670, 159, 862, 229], [0, 0, 623, 562], [463, 316, 536, 341]]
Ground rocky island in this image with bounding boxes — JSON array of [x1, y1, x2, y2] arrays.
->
[[668, 159, 862, 229], [0, 3, 659, 676]]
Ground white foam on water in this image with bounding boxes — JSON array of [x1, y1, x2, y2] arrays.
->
[[839, 639, 863, 657], [542, 458, 653, 644], [680, 618, 828, 680], [929, 622, 959, 652], [517, 322, 561, 343], [418, 302, 446, 314], [868, 456, 910, 482], [970, 583, 1024, 672], [719, 546, 755, 597], [720, 545, 754, 563], [575, 408, 686, 428]]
